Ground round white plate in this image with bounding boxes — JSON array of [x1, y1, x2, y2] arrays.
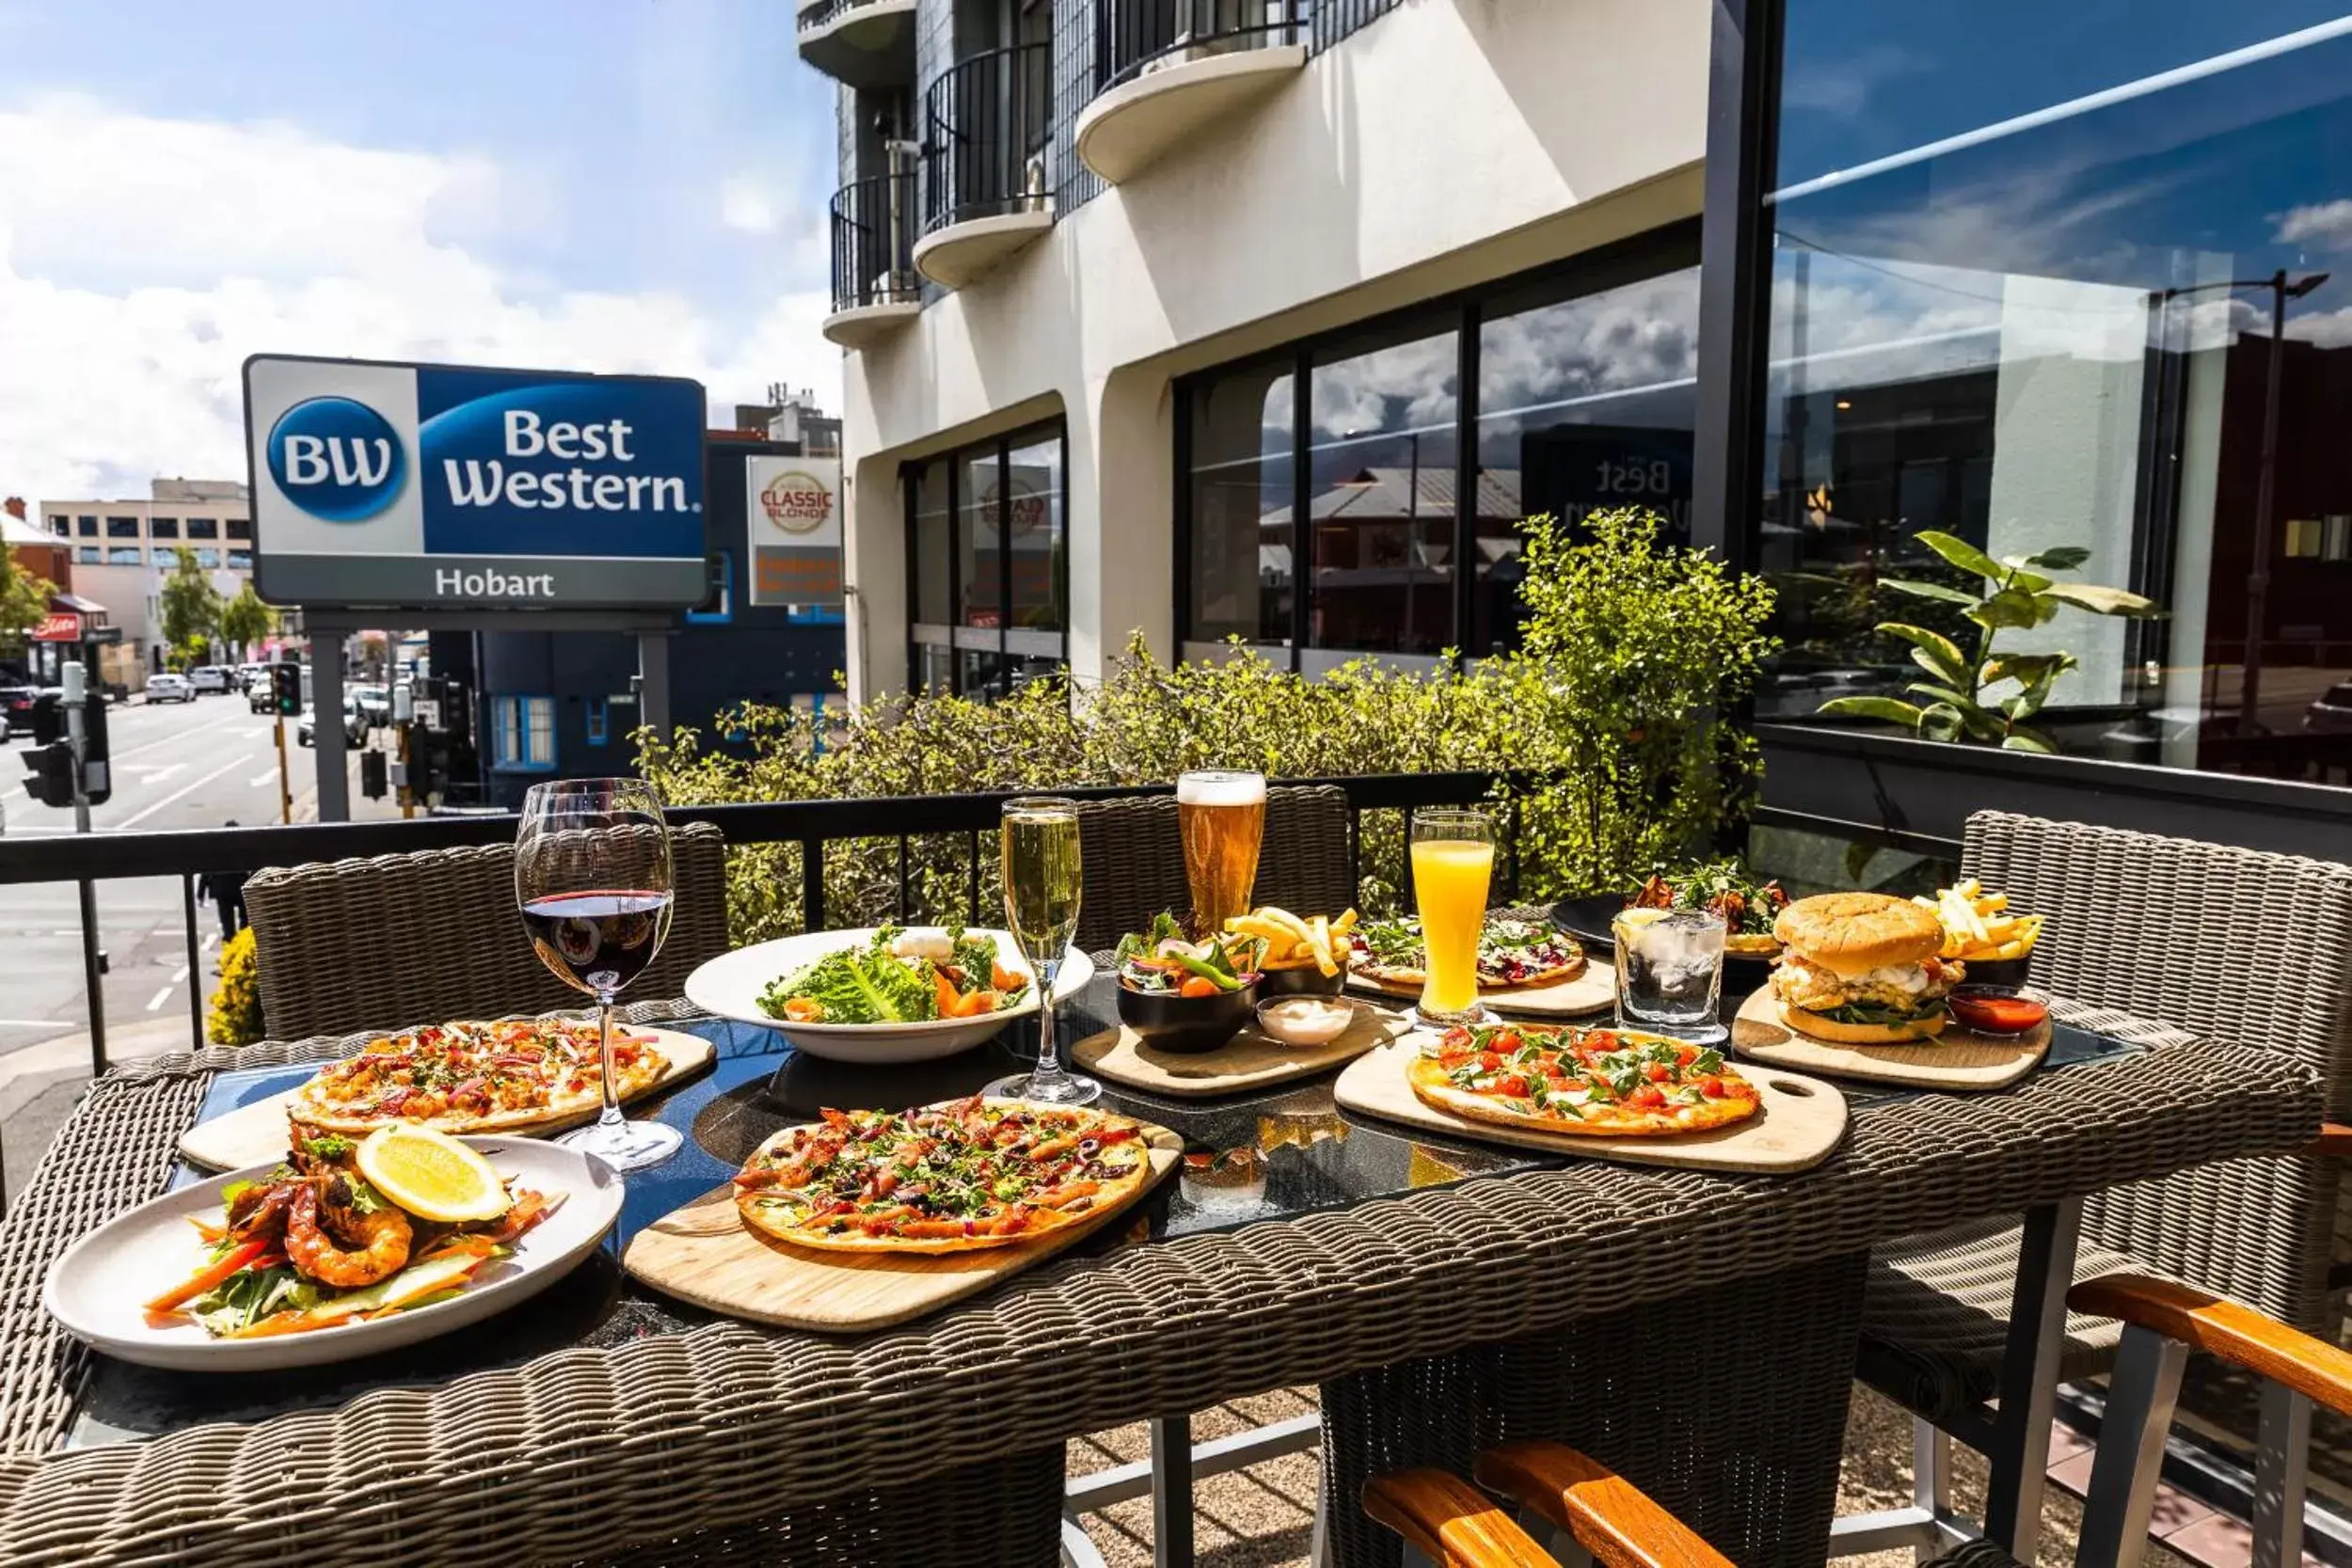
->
[[683, 926, 1093, 1063], [44, 1138, 623, 1371]]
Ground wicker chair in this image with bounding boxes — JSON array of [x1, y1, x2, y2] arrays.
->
[[244, 820, 731, 1041], [1070, 784, 1355, 951], [1855, 812, 2352, 1561]]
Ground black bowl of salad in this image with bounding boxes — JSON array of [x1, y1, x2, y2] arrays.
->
[[1115, 914, 1265, 1054]]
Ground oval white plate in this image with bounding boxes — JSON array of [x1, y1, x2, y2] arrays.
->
[[44, 1138, 623, 1371], [683, 927, 1093, 1063]]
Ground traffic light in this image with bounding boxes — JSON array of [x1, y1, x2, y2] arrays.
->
[[271, 664, 301, 717], [76, 690, 108, 806], [20, 743, 72, 808], [27, 691, 59, 746], [359, 749, 389, 800]]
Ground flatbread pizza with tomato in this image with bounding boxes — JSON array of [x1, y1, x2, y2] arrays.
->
[[1348, 914, 1585, 994], [289, 1018, 670, 1137], [1408, 1022, 1762, 1137], [731, 1096, 1156, 1254]]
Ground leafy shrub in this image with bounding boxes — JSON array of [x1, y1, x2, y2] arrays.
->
[[638, 508, 1777, 942], [207, 927, 262, 1046]]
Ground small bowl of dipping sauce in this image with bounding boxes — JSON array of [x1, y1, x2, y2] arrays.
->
[[1256, 994, 1357, 1047], [1947, 985, 2049, 1037]]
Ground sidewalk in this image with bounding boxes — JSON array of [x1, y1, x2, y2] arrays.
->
[[0, 1014, 198, 1202]]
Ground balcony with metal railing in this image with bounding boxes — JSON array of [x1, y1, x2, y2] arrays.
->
[[823, 170, 923, 348], [796, 0, 916, 90], [1075, 0, 1307, 184], [912, 42, 1056, 290]]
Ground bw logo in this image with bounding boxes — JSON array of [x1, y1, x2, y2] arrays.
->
[[267, 396, 405, 522]]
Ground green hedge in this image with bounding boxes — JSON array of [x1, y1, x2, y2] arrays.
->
[[638, 509, 1777, 943]]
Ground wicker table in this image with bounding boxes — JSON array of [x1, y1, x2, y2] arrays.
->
[[0, 979, 2318, 1568]]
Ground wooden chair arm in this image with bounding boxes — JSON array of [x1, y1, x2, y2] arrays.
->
[[2069, 1273, 2352, 1418], [1475, 1441, 1736, 1568], [2305, 1121, 2352, 1156], [1361, 1468, 1561, 1568]]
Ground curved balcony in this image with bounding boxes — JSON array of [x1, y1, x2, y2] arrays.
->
[[1075, 0, 1307, 184], [912, 43, 1056, 290], [824, 172, 922, 349], [797, 0, 916, 91]]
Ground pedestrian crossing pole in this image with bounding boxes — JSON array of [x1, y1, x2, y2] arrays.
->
[[63, 662, 104, 1078], [274, 718, 292, 825]]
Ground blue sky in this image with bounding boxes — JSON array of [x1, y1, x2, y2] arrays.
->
[[0, 0, 844, 502]]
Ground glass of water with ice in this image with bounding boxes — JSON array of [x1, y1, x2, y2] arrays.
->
[[1612, 907, 1728, 1042]]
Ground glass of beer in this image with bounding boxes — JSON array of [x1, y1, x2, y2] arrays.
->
[[1177, 769, 1266, 937], [1410, 808, 1495, 1027], [985, 796, 1099, 1105]]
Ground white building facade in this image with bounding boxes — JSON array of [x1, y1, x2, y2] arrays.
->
[[40, 479, 261, 676], [810, 0, 1708, 702]]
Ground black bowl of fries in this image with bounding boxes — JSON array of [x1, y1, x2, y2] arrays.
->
[[1226, 908, 1353, 999], [1915, 880, 2043, 994]]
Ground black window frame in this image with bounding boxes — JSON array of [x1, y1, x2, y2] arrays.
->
[[900, 415, 1072, 696], [187, 516, 219, 541], [1173, 218, 1703, 666], [104, 515, 139, 539]]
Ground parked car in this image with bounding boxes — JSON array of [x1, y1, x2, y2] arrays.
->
[[187, 666, 231, 694], [1, 684, 43, 734], [295, 696, 370, 749], [2305, 680, 2352, 735], [247, 677, 279, 715], [350, 684, 392, 727], [236, 663, 271, 693], [144, 673, 195, 705]]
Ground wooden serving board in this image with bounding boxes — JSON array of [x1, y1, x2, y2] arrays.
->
[[621, 1121, 1184, 1332], [1346, 959, 1615, 1018], [1073, 1000, 1410, 1098], [1333, 1037, 1848, 1174], [1730, 985, 2050, 1090], [177, 1024, 717, 1171]]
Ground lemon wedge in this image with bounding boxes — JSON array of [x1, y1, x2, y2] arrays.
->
[[355, 1125, 511, 1224], [1613, 907, 1672, 931]]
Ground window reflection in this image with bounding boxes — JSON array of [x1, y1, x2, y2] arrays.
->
[[1307, 320, 1457, 657], [902, 424, 1069, 698], [1186, 366, 1295, 646], [1476, 260, 1700, 652], [1764, 10, 2352, 782]]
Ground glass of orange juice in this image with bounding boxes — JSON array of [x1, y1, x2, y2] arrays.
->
[[1409, 808, 1496, 1026]]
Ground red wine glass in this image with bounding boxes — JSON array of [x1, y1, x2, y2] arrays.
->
[[515, 777, 682, 1170]]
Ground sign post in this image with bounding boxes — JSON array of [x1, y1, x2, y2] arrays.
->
[[243, 355, 710, 818], [62, 662, 103, 1076]]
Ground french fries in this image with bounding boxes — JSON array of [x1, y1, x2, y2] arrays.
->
[[1226, 907, 1359, 976], [1910, 879, 2045, 962]]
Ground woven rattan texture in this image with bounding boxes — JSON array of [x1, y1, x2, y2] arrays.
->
[[0, 1016, 2316, 1565], [580, 1448, 1062, 1568], [246, 822, 730, 1042], [1941, 1542, 2026, 1568], [1323, 1253, 1867, 1568], [1072, 785, 1354, 952]]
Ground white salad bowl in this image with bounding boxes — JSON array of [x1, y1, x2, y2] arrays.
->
[[682, 927, 1094, 1064]]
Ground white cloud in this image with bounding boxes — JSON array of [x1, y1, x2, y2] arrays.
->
[[719, 174, 782, 235], [2276, 198, 2352, 249], [0, 96, 838, 503]]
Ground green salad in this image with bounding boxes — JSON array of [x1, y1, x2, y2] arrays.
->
[[757, 924, 1030, 1024]]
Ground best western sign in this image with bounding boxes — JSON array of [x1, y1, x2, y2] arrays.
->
[[244, 355, 708, 610]]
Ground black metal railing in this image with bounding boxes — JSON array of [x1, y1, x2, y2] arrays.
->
[[831, 171, 921, 313], [797, 0, 899, 34], [922, 42, 1054, 235], [1094, 0, 1304, 94], [0, 771, 1534, 1084]]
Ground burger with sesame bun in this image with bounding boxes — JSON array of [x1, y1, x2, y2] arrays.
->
[[1769, 892, 1962, 1043]]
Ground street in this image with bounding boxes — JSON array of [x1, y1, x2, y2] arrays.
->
[[0, 690, 387, 1058]]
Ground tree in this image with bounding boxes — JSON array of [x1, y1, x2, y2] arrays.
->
[[0, 546, 55, 658], [158, 546, 225, 661], [216, 582, 278, 660]]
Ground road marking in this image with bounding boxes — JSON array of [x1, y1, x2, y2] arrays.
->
[[247, 768, 280, 787], [170, 964, 190, 983], [108, 754, 252, 831], [144, 985, 174, 1011], [122, 763, 186, 779], [0, 1018, 67, 1029], [203, 932, 220, 952]]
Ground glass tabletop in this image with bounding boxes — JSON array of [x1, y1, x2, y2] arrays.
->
[[65, 971, 2138, 1449]]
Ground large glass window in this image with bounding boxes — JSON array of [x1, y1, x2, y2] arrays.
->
[[187, 516, 219, 540], [106, 546, 142, 565], [1185, 365, 1296, 647], [1306, 319, 1458, 657], [75, 515, 95, 535], [902, 422, 1068, 697], [1761, 7, 2352, 781], [149, 516, 178, 539], [226, 518, 251, 540], [105, 515, 138, 538], [1476, 257, 1701, 652]]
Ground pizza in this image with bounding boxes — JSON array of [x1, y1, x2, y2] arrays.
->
[[1407, 1022, 1762, 1137], [288, 1018, 670, 1136], [1349, 915, 1585, 994], [732, 1096, 1157, 1254]]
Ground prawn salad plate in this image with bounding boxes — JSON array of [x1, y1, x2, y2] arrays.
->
[[46, 1124, 622, 1370], [683, 925, 1095, 1063]]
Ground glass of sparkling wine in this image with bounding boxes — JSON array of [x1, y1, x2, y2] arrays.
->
[[1410, 808, 1495, 1028], [1612, 907, 1728, 1042], [985, 796, 1100, 1105], [1177, 769, 1266, 938]]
